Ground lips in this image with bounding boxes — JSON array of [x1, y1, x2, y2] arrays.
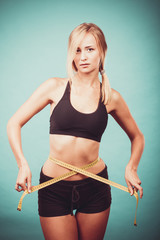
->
[[80, 63, 90, 66]]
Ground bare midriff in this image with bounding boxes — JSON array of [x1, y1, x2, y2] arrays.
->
[[42, 134, 106, 181]]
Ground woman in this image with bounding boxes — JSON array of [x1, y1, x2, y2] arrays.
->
[[7, 23, 144, 240]]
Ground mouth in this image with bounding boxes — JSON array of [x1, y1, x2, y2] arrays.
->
[[80, 63, 90, 67]]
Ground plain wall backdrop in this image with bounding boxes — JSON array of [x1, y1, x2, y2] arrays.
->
[[0, 0, 159, 239]]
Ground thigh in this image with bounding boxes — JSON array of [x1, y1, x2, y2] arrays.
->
[[75, 207, 110, 240], [40, 214, 78, 240]]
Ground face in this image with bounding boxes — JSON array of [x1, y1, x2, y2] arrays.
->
[[73, 33, 101, 74]]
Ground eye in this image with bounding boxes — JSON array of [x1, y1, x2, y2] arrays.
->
[[76, 48, 81, 53], [87, 48, 94, 52]]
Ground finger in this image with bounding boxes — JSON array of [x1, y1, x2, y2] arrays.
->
[[15, 183, 21, 192], [137, 180, 141, 186], [134, 187, 138, 192], [17, 182, 27, 192], [22, 183, 27, 191], [126, 181, 134, 196], [27, 176, 32, 193], [15, 183, 24, 192], [17, 187, 23, 192], [138, 186, 143, 199], [133, 183, 143, 199]]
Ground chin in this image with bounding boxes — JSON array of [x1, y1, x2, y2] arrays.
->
[[78, 68, 92, 74]]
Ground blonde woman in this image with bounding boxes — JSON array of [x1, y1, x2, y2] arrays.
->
[[7, 23, 144, 240]]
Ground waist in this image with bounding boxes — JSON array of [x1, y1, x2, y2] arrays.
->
[[42, 155, 106, 181]]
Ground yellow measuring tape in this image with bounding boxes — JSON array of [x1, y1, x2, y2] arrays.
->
[[17, 157, 100, 211], [17, 156, 139, 226]]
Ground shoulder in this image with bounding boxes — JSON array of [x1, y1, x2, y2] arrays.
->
[[43, 77, 69, 89], [41, 77, 69, 94], [106, 88, 123, 113], [111, 88, 121, 103], [42, 77, 69, 102], [32, 77, 69, 104], [106, 88, 121, 113]]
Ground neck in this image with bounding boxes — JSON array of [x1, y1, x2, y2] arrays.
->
[[73, 70, 100, 87]]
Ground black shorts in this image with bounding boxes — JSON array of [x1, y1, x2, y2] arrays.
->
[[38, 165, 112, 217]]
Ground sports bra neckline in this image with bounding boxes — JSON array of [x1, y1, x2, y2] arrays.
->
[[67, 81, 102, 116], [49, 80, 108, 142]]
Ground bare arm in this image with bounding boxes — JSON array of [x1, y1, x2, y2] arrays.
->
[[108, 89, 145, 198], [7, 78, 58, 192]]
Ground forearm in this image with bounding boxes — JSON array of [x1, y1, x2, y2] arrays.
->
[[7, 119, 28, 168], [127, 133, 145, 170]]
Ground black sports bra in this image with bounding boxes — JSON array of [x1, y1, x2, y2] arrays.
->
[[49, 81, 108, 142]]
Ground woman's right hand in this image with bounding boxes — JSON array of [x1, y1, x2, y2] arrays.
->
[[15, 164, 32, 193]]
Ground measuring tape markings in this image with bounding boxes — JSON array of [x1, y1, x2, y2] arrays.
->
[[49, 156, 139, 226], [17, 156, 139, 226], [17, 157, 99, 211]]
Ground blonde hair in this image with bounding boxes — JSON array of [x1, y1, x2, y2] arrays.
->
[[67, 22, 112, 105]]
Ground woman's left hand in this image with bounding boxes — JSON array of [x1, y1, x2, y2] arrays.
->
[[125, 165, 143, 199]]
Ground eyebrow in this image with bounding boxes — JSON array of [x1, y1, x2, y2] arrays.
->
[[77, 45, 94, 49], [85, 45, 94, 48]]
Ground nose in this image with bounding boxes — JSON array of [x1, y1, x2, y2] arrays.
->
[[80, 50, 87, 61]]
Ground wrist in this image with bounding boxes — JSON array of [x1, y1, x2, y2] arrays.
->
[[125, 163, 137, 172], [18, 158, 29, 169]]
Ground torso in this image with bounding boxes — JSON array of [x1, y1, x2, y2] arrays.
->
[[42, 78, 113, 180]]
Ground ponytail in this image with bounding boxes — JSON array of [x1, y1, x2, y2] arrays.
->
[[101, 72, 112, 105], [99, 62, 112, 105]]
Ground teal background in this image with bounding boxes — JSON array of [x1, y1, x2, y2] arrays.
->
[[0, 0, 159, 239]]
